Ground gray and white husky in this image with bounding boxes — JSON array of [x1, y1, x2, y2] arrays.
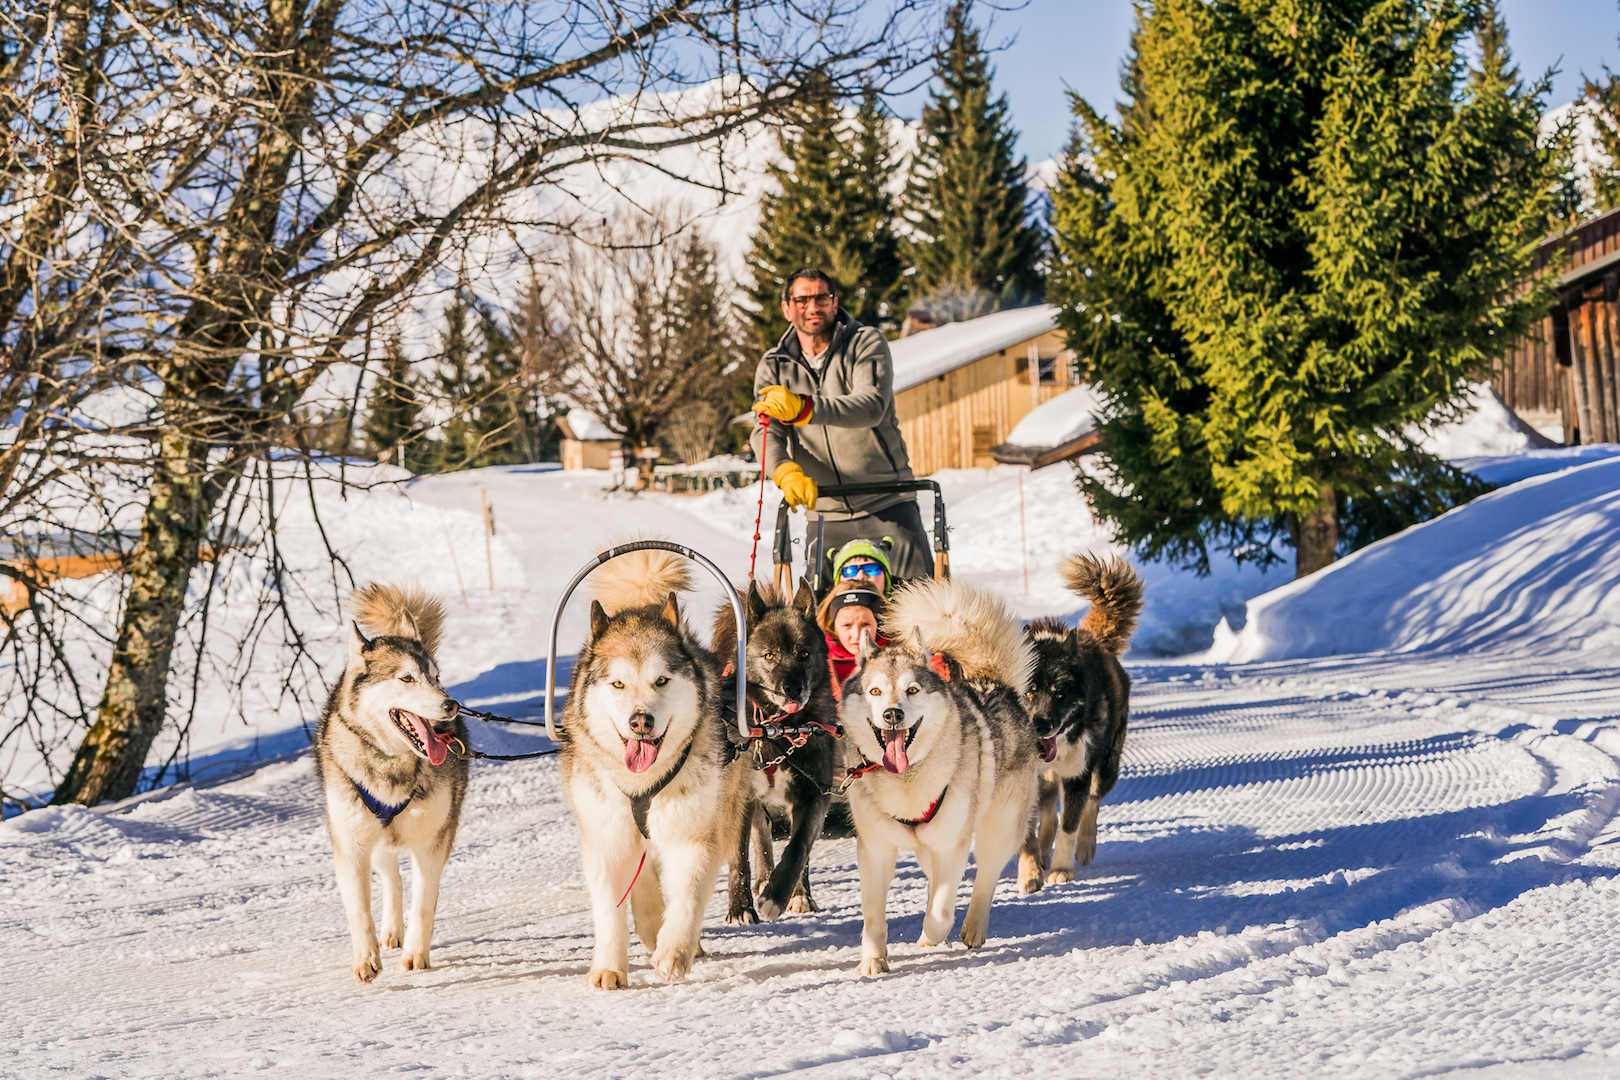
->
[[315, 583, 468, 983], [841, 578, 1039, 975], [558, 547, 756, 989]]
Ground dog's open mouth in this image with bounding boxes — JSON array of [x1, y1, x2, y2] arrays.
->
[[880, 719, 922, 774], [621, 733, 665, 774], [391, 708, 449, 766], [1039, 735, 1057, 763]]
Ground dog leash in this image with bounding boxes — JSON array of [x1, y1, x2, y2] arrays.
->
[[748, 414, 770, 581], [443, 704, 562, 761]]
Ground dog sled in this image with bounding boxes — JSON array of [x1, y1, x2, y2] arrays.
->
[[768, 479, 954, 598]]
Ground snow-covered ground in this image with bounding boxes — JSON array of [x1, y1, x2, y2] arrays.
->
[[8, 395, 1620, 1077]]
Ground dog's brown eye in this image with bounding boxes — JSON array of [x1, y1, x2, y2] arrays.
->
[[401, 674, 415, 685], [655, 676, 669, 687], [611, 680, 625, 690], [764, 652, 775, 662], [1027, 691, 1033, 699], [868, 687, 880, 696], [906, 685, 919, 695]]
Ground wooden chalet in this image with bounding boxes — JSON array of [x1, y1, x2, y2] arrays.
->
[[1496, 206, 1620, 444], [554, 408, 622, 471], [889, 306, 1081, 474]]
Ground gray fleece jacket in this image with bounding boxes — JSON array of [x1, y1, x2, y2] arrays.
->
[[750, 312, 916, 520]]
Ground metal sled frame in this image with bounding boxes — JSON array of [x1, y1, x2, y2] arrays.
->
[[544, 539, 750, 742], [771, 479, 953, 596]]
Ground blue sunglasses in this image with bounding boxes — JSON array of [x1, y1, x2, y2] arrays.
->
[[840, 562, 884, 579]]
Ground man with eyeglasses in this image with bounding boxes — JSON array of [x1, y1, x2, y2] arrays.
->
[[750, 267, 931, 585]]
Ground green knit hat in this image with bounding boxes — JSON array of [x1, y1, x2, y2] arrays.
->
[[829, 537, 894, 596]]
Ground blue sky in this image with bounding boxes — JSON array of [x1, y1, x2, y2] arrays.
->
[[910, 0, 1620, 164]]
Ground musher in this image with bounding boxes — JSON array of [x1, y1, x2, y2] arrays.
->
[[750, 267, 932, 584]]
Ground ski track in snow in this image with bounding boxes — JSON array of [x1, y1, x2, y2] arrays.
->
[[8, 652, 1620, 1078]]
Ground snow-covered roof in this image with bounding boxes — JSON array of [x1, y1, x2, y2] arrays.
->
[[889, 305, 1060, 393], [563, 408, 618, 442], [1004, 384, 1104, 449]]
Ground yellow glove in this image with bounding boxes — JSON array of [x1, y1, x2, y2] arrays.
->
[[772, 462, 819, 511], [753, 385, 813, 425]]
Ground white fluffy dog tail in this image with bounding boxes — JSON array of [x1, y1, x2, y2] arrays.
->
[[351, 583, 447, 656], [883, 578, 1035, 694], [590, 540, 694, 615]]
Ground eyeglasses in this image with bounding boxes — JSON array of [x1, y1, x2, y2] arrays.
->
[[787, 292, 836, 309], [840, 563, 884, 579]]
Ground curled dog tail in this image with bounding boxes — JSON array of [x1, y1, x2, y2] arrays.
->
[[590, 541, 693, 615], [351, 583, 447, 656], [883, 578, 1035, 694], [1062, 553, 1144, 656]]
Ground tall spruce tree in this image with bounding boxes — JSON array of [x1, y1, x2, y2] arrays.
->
[[743, 88, 904, 355], [363, 337, 423, 470], [903, 1, 1044, 309], [1051, 0, 1562, 579]]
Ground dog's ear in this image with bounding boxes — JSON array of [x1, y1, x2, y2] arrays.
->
[[745, 580, 767, 623], [661, 592, 681, 629], [348, 620, 370, 663], [590, 600, 610, 640], [401, 610, 421, 642], [858, 626, 878, 665], [792, 579, 816, 616]]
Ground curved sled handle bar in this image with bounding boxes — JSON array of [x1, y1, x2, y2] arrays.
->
[[544, 540, 749, 743]]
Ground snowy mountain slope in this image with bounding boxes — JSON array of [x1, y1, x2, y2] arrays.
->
[[1206, 455, 1620, 663]]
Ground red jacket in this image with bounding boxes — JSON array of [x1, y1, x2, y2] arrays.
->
[[826, 631, 889, 696]]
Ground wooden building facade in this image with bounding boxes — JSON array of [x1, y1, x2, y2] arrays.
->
[[889, 307, 1078, 475], [1495, 206, 1620, 444]]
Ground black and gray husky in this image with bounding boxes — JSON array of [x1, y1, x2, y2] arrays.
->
[[712, 580, 839, 923], [315, 583, 469, 982], [1017, 553, 1143, 893]]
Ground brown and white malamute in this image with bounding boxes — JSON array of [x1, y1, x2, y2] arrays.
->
[[315, 583, 468, 982], [841, 578, 1039, 975], [558, 547, 756, 988]]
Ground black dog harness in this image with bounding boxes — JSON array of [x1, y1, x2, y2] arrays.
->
[[619, 736, 695, 839]]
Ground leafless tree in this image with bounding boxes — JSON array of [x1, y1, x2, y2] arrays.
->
[[525, 208, 743, 457], [0, 0, 937, 807]]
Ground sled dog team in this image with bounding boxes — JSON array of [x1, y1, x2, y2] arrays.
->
[[316, 549, 1144, 986]]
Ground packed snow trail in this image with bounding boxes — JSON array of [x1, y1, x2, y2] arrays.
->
[[7, 648, 1620, 1078]]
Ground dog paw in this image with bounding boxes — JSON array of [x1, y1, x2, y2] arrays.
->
[[1018, 872, 1044, 895], [959, 922, 987, 950], [400, 949, 430, 971], [1045, 867, 1075, 886], [351, 949, 381, 983], [586, 968, 629, 990], [726, 907, 760, 926], [756, 897, 783, 921], [917, 933, 945, 947], [1076, 842, 1098, 867], [379, 927, 404, 950], [857, 956, 890, 977], [654, 944, 693, 983], [785, 893, 818, 915]]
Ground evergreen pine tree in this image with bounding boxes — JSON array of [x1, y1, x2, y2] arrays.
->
[[902, 1, 1043, 310], [742, 87, 904, 356], [362, 336, 423, 470], [1050, 0, 1561, 579]]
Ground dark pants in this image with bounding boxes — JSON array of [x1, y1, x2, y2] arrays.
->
[[808, 499, 933, 591]]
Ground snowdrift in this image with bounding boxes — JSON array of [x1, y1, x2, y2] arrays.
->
[[1207, 456, 1620, 662]]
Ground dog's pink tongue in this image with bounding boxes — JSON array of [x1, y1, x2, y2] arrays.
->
[[882, 729, 909, 774], [625, 739, 659, 773], [1039, 736, 1057, 764], [401, 711, 448, 766], [427, 729, 449, 766]]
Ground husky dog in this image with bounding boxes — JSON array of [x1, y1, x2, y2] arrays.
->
[[1017, 554, 1143, 893], [711, 579, 837, 923], [841, 578, 1038, 975], [559, 547, 755, 989], [315, 583, 468, 983]]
